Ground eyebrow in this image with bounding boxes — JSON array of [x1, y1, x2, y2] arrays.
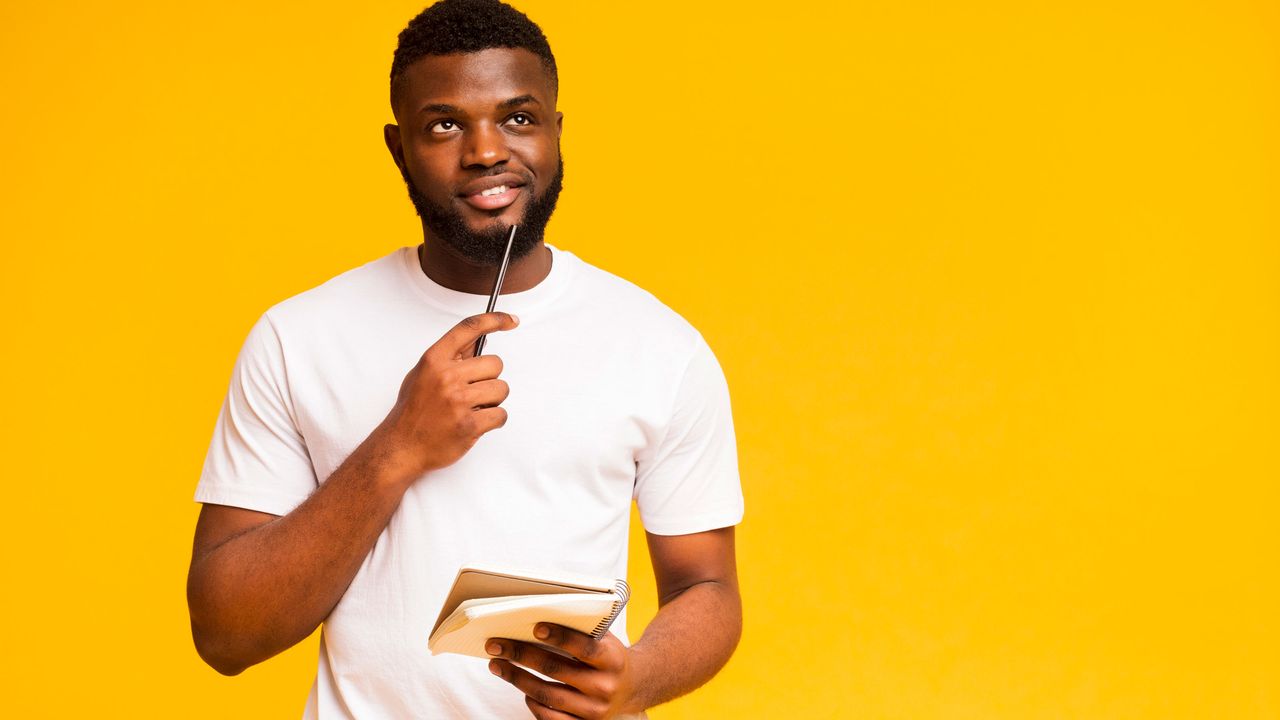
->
[[497, 94, 539, 110], [418, 95, 541, 115], [420, 102, 460, 115]]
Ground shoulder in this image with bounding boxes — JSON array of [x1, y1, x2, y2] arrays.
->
[[259, 248, 409, 337], [556, 248, 705, 355]]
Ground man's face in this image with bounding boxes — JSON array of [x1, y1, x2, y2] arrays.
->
[[387, 48, 563, 266]]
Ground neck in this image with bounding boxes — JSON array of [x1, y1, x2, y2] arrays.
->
[[417, 236, 552, 295]]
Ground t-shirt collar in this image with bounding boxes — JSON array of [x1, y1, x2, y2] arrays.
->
[[397, 242, 576, 316]]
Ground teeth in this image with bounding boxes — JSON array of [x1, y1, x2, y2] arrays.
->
[[480, 185, 508, 197]]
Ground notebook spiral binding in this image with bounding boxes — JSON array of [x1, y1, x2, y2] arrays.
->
[[590, 579, 631, 639]]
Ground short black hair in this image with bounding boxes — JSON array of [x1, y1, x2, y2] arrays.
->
[[390, 0, 558, 109]]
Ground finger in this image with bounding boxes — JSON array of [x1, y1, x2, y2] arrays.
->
[[489, 659, 602, 720], [486, 639, 594, 693], [431, 313, 519, 361], [452, 354, 504, 383], [526, 695, 582, 720], [472, 406, 508, 434], [532, 624, 619, 671], [465, 379, 510, 409]]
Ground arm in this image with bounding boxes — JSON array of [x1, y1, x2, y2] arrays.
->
[[628, 526, 742, 708], [187, 312, 518, 675], [187, 436, 415, 676], [486, 526, 741, 719]]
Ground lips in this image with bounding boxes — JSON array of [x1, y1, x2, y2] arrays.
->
[[459, 173, 527, 212], [463, 184, 523, 211]]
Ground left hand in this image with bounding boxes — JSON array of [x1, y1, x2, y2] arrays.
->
[[487, 623, 643, 719]]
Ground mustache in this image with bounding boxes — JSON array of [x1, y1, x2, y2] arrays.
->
[[463, 164, 535, 191], [399, 155, 564, 266], [398, 164, 534, 195]]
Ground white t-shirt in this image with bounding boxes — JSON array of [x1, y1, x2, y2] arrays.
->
[[194, 244, 744, 719]]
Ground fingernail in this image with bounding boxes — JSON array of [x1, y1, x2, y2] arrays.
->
[[489, 660, 501, 676], [487, 641, 502, 656], [510, 313, 520, 325], [534, 624, 549, 640]]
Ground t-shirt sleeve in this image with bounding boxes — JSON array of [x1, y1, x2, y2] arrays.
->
[[634, 335, 745, 535], [194, 313, 317, 516]]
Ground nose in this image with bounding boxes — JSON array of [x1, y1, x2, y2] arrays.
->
[[461, 122, 511, 169]]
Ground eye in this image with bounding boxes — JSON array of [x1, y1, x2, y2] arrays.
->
[[505, 113, 534, 126], [430, 120, 460, 134]]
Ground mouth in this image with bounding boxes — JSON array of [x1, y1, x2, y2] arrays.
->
[[458, 173, 529, 212], [461, 183, 524, 211]]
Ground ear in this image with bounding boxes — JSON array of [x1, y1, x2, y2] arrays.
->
[[555, 111, 563, 139], [384, 123, 406, 174]]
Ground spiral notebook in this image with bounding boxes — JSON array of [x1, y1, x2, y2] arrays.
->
[[428, 564, 630, 659]]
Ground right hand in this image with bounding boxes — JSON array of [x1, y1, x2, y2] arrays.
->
[[374, 312, 519, 479]]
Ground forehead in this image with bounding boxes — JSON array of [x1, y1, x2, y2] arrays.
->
[[394, 48, 555, 116]]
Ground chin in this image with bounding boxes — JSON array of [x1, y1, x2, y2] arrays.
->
[[464, 206, 524, 231]]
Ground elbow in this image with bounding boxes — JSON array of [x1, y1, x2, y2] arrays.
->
[[187, 578, 303, 676], [188, 562, 256, 676], [189, 617, 253, 676], [203, 652, 250, 677], [212, 661, 248, 677], [188, 576, 257, 676]]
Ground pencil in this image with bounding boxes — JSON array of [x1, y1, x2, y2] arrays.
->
[[473, 224, 518, 358]]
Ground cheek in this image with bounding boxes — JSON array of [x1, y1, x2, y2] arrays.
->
[[405, 152, 455, 192], [518, 138, 559, 174]]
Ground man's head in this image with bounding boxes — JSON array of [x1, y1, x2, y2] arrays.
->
[[386, 0, 563, 266]]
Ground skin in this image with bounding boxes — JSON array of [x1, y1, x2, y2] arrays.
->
[[187, 48, 741, 718], [386, 47, 560, 294], [487, 527, 741, 719]]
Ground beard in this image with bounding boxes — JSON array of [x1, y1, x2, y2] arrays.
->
[[402, 158, 564, 266]]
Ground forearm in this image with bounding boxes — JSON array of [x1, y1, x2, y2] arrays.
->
[[627, 580, 742, 711], [187, 430, 414, 675]]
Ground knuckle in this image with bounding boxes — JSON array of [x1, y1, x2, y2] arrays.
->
[[539, 656, 562, 677], [396, 374, 414, 401], [525, 696, 549, 719], [490, 355, 504, 375], [459, 413, 478, 436], [494, 407, 509, 428], [459, 315, 482, 331], [595, 675, 617, 698], [446, 387, 467, 409]]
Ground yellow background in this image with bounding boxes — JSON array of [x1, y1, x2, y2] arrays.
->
[[2, 0, 1277, 717]]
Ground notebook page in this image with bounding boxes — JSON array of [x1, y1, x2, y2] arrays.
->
[[429, 593, 619, 658]]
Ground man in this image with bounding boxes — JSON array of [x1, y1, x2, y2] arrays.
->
[[186, 0, 744, 717]]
